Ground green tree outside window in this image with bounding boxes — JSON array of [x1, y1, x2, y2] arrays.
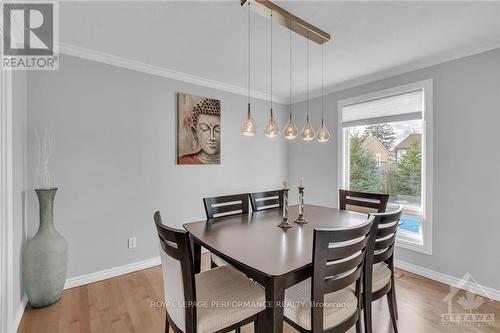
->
[[393, 139, 421, 196], [349, 132, 382, 192]]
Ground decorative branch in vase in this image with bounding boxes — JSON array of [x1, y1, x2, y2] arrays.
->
[[23, 129, 68, 308]]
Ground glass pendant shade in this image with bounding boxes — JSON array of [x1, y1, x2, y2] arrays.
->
[[241, 103, 257, 136], [264, 109, 280, 138], [316, 118, 331, 142], [283, 114, 298, 140], [300, 115, 315, 141]]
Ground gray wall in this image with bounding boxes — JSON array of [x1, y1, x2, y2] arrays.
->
[[12, 71, 27, 326], [289, 48, 500, 290], [21, 49, 500, 292], [26, 55, 289, 279]]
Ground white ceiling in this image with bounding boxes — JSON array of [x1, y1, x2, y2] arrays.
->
[[59, 1, 500, 103]]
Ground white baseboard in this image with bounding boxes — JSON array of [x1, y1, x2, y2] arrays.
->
[[63, 255, 500, 303], [63, 249, 216, 290], [395, 259, 500, 302], [64, 250, 212, 290], [64, 257, 161, 290], [12, 295, 28, 333]]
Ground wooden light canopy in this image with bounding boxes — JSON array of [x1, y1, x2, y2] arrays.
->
[[240, 0, 331, 45]]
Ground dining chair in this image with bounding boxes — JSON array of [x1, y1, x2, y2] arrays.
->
[[153, 211, 265, 333], [249, 190, 284, 212], [203, 193, 249, 268], [363, 205, 403, 333], [339, 189, 389, 214], [284, 216, 375, 333]]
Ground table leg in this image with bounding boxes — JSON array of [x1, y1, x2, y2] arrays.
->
[[191, 238, 201, 274], [259, 276, 285, 333]]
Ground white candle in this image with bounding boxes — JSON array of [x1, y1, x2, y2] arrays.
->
[[299, 177, 304, 187], [283, 179, 289, 189]]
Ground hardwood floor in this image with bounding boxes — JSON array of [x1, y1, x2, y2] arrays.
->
[[19, 254, 500, 333]]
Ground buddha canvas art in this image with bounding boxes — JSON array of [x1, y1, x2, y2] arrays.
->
[[177, 93, 221, 165]]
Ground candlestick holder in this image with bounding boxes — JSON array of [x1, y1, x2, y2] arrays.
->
[[294, 186, 308, 224], [278, 188, 293, 230]]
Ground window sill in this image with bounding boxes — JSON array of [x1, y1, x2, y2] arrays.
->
[[396, 232, 432, 255]]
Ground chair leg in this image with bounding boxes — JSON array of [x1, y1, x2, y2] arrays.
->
[[363, 294, 372, 333], [164, 311, 170, 333], [391, 280, 399, 320], [235, 328, 241, 333], [211, 259, 217, 269], [356, 317, 362, 333], [387, 289, 398, 333], [254, 311, 264, 333]]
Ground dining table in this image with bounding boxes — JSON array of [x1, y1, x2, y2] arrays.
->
[[183, 204, 368, 333]]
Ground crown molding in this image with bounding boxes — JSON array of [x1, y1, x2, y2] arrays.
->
[[293, 41, 500, 104], [57, 42, 288, 105], [57, 40, 499, 107]]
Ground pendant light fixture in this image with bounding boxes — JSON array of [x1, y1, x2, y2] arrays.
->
[[264, 10, 280, 138], [300, 38, 315, 141], [316, 45, 331, 142], [283, 19, 298, 140], [241, 0, 257, 136]]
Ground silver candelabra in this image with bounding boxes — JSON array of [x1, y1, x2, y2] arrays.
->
[[294, 186, 308, 224], [278, 187, 293, 229]]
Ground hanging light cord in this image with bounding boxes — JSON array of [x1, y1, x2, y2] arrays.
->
[[321, 44, 324, 120], [247, 0, 250, 105], [270, 10, 273, 110], [306, 38, 309, 118], [289, 19, 292, 115]]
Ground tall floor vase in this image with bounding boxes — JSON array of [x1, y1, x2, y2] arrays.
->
[[23, 188, 68, 308]]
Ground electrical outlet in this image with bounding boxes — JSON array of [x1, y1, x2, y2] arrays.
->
[[128, 237, 137, 249]]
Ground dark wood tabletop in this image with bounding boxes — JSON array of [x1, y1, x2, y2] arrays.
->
[[185, 204, 367, 276], [183, 204, 368, 332]]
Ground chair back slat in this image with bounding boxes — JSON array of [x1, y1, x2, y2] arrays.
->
[[324, 249, 366, 278], [339, 189, 389, 214], [323, 266, 363, 292], [155, 211, 180, 243], [376, 221, 399, 238], [345, 198, 381, 210], [209, 203, 245, 216], [159, 239, 180, 260], [374, 245, 394, 263], [375, 233, 397, 252], [310, 217, 374, 331], [203, 193, 249, 219], [326, 237, 368, 260], [250, 190, 283, 211], [153, 211, 196, 332]]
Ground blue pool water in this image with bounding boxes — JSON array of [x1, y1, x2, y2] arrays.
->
[[399, 216, 422, 234]]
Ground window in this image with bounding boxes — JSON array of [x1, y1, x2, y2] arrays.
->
[[338, 80, 433, 254]]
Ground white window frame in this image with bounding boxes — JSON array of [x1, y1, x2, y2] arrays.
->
[[1, 69, 14, 332], [338, 79, 433, 255]]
